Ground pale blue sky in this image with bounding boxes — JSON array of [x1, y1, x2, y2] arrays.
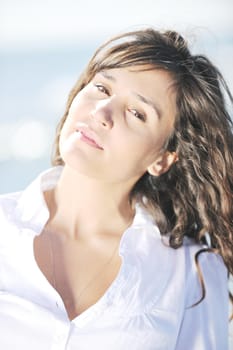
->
[[1, 0, 232, 49], [0, 0, 233, 191]]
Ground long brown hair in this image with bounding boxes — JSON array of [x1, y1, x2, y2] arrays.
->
[[52, 29, 233, 279]]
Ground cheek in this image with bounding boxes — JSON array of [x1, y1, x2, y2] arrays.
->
[[60, 99, 86, 137], [58, 115, 77, 156], [59, 118, 72, 145], [115, 137, 154, 172]]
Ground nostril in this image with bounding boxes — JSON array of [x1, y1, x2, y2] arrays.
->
[[91, 103, 114, 129], [92, 112, 113, 129], [102, 117, 113, 129], [102, 120, 110, 127]]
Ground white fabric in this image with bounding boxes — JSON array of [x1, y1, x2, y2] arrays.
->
[[0, 167, 229, 350]]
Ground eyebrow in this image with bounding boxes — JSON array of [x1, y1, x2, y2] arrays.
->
[[100, 71, 162, 119], [101, 71, 116, 81], [133, 92, 162, 119]]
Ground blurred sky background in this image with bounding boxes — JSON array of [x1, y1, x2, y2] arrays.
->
[[0, 0, 233, 193], [0, 0, 233, 344]]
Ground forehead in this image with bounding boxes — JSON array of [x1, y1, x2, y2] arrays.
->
[[96, 65, 176, 93]]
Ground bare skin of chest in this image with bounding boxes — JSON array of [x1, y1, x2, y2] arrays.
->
[[33, 230, 121, 320]]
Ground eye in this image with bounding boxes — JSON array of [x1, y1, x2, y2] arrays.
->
[[129, 109, 146, 122], [94, 83, 110, 95]]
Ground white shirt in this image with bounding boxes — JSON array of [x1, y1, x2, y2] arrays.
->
[[0, 167, 229, 350]]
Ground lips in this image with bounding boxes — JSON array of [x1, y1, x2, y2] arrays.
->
[[76, 125, 104, 150]]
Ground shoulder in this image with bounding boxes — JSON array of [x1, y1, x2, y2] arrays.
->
[[183, 241, 228, 307], [167, 237, 227, 298], [131, 215, 227, 305], [128, 204, 226, 281], [174, 243, 229, 349]]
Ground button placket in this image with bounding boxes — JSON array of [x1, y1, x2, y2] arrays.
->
[[51, 318, 71, 350]]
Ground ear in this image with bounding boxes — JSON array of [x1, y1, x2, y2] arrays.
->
[[147, 151, 178, 176]]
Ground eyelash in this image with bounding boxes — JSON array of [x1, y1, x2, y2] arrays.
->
[[94, 83, 146, 122], [95, 83, 110, 95], [129, 109, 146, 122]]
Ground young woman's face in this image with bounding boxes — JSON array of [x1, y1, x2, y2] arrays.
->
[[59, 66, 177, 186]]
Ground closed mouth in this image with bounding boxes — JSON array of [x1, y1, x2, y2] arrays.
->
[[76, 127, 104, 150]]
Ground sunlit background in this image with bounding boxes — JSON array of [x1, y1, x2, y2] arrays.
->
[[1, 0, 233, 345], [1, 0, 233, 192]]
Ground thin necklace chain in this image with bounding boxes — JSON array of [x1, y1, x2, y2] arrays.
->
[[46, 232, 57, 291], [45, 229, 120, 303]]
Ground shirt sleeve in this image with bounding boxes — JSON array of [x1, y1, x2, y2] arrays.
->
[[175, 250, 229, 350]]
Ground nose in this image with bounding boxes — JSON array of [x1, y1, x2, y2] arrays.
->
[[91, 99, 114, 129]]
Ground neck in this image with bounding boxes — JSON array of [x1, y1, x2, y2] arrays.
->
[[44, 165, 135, 240]]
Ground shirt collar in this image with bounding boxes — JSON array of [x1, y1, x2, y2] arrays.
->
[[14, 166, 156, 235], [132, 203, 155, 227], [15, 166, 63, 233]]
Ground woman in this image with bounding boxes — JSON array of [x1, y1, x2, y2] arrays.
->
[[0, 28, 232, 349]]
